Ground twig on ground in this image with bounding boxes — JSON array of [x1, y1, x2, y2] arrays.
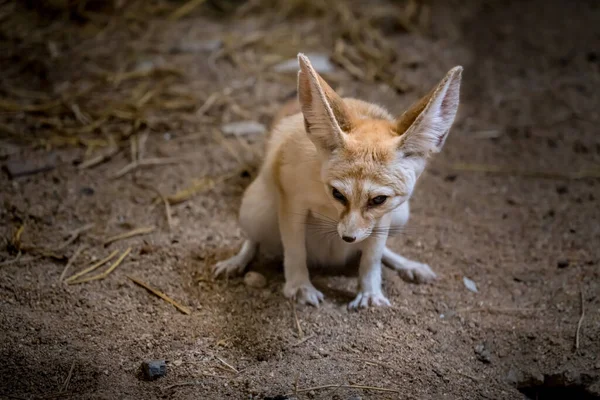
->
[[292, 334, 315, 347], [138, 184, 173, 230], [575, 287, 585, 351], [215, 356, 239, 374], [65, 250, 119, 282], [455, 307, 541, 314], [165, 177, 215, 205], [67, 248, 131, 284], [61, 361, 76, 392], [78, 146, 119, 170], [291, 300, 304, 339], [111, 157, 186, 179], [168, 0, 207, 21], [163, 374, 229, 390], [13, 224, 25, 250], [359, 358, 398, 372], [59, 244, 87, 282], [0, 253, 42, 267], [103, 226, 155, 246], [287, 384, 399, 396], [294, 373, 300, 397], [130, 135, 138, 162], [127, 275, 191, 315], [56, 224, 95, 251]]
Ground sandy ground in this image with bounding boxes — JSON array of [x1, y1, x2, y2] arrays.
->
[[1, 0, 599, 399]]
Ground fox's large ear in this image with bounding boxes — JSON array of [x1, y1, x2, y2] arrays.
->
[[395, 66, 462, 156], [297, 53, 353, 153]]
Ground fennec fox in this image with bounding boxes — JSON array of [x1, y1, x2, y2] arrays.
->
[[214, 53, 462, 309]]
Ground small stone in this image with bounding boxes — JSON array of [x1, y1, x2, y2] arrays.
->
[[244, 271, 267, 289], [474, 343, 491, 364], [317, 347, 329, 357], [557, 260, 569, 269], [272, 53, 334, 73], [172, 359, 183, 366], [80, 187, 95, 196], [3, 152, 57, 179], [171, 39, 223, 53], [222, 121, 266, 137], [463, 277, 478, 293], [444, 174, 457, 182], [141, 360, 167, 380], [506, 367, 522, 385]]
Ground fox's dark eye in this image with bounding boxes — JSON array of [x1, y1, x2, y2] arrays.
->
[[369, 195, 388, 207], [332, 188, 347, 203]]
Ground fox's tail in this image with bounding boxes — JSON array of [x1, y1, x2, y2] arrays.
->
[[269, 91, 301, 136]]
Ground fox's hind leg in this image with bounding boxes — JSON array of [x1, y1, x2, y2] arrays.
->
[[382, 202, 437, 283], [213, 175, 280, 277], [213, 240, 257, 277], [382, 248, 436, 283]]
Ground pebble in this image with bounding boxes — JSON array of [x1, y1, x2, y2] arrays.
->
[[80, 187, 95, 196], [272, 53, 334, 73], [141, 360, 167, 380], [3, 152, 57, 179], [222, 121, 266, 137], [171, 39, 223, 53], [474, 343, 491, 364], [244, 271, 267, 289], [463, 277, 478, 293]]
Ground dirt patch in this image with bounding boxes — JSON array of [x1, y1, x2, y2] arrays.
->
[[1, 0, 599, 399]]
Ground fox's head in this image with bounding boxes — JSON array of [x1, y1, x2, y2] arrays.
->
[[297, 53, 462, 243]]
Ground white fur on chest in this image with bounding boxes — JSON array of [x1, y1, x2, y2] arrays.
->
[[305, 217, 361, 268]]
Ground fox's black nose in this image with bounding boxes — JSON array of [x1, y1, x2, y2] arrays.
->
[[342, 236, 356, 243]]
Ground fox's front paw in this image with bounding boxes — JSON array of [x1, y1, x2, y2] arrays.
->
[[213, 257, 246, 277], [348, 291, 391, 310], [283, 281, 324, 306], [398, 261, 436, 284]]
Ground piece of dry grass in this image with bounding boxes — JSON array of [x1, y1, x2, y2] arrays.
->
[[168, 0, 207, 20], [65, 250, 119, 283], [0, 253, 42, 267], [11, 224, 25, 252], [103, 226, 156, 246], [78, 146, 120, 170], [291, 334, 315, 347], [127, 275, 191, 315], [165, 177, 215, 205], [61, 361, 76, 392], [287, 383, 400, 396], [56, 223, 95, 251], [111, 157, 186, 179], [215, 356, 239, 374], [291, 300, 304, 339], [575, 288, 585, 351], [68, 247, 131, 284], [59, 244, 87, 282]]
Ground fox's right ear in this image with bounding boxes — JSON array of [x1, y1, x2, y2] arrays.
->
[[297, 53, 353, 153]]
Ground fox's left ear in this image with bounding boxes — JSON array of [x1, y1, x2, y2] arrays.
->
[[395, 66, 462, 156]]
